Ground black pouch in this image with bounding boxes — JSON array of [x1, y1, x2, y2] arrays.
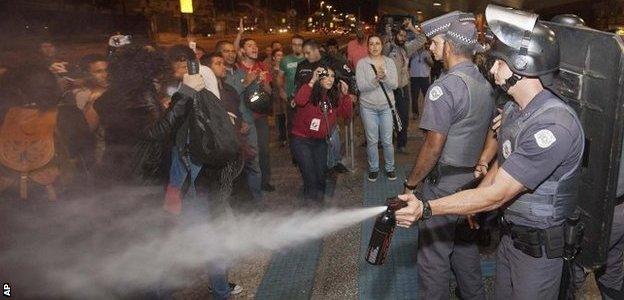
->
[[425, 166, 440, 185], [544, 225, 565, 259], [511, 226, 543, 258], [455, 217, 478, 243]]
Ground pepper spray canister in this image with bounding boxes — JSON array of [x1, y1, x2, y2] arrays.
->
[[365, 197, 408, 265]]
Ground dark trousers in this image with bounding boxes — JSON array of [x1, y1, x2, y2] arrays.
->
[[254, 116, 271, 186], [290, 136, 327, 203], [410, 76, 430, 116], [394, 86, 410, 148], [276, 113, 287, 142]]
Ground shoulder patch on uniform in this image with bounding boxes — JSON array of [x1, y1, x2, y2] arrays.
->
[[534, 129, 557, 148], [429, 86, 443, 101], [343, 64, 351, 73], [502, 140, 512, 159]]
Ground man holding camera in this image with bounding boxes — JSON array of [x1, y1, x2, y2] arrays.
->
[[382, 18, 427, 154]]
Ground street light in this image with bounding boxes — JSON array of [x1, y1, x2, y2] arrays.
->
[[320, 1, 325, 8]]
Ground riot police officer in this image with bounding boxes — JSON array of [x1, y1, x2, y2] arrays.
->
[[396, 5, 585, 299], [402, 12, 494, 300]]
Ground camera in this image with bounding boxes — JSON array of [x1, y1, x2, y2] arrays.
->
[[319, 68, 330, 78], [108, 34, 132, 48], [187, 59, 200, 75]]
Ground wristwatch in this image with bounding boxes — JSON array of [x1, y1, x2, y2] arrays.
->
[[420, 199, 432, 220], [403, 180, 417, 191]]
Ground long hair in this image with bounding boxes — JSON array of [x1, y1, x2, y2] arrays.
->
[[310, 66, 340, 108], [0, 63, 61, 110], [105, 45, 168, 105]]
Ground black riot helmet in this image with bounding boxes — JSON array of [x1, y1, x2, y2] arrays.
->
[[551, 14, 586, 27], [485, 4, 560, 78]]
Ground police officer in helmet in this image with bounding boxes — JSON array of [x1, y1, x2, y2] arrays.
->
[[396, 5, 585, 299]]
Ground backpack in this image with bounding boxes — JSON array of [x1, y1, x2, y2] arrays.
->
[[187, 89, 240, 168], [0, 107, 61, 200]]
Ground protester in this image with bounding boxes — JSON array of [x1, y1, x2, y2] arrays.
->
[[383, 20, 427, 154], [291, 66, 352, 204], [356, 35, 398, 182], [326, 38, 347, 64], [270, 49, 288, 147], [75, 54, 108, 112], [409, 47, 433, 119], [0, 63, 93, 200], [216, 40, 264, 203], [347, 24, 369, 69], [194, 45, 206, 60], [93, 45, 188, 187], [164, 50, 243, 300], [278, 35, 305, 151], [238, 37, 274, 192], [271, 40, 283, 51], [74, 54, 109, 167], [295, 39, 356, 174]]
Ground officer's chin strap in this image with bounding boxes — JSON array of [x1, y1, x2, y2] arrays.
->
[[501, 74, 524, 92]]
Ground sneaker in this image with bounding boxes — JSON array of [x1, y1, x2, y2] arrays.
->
[[368, 171, 378, 182], [208, 282, 243, 295], [262, 183, 275, 192], [333, 163, 350, 173], [386, 171, 397, 181]]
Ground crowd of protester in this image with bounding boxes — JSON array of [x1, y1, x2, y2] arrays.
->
[[0, 20, 439, 298]]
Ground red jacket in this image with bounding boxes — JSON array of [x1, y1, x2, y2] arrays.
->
[[291, 84, 352, 139]]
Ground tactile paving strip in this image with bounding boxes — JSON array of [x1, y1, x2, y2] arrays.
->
[[358, 167, 496, 299], [359, 167, 420, 299], [255, 239, 323, 300]]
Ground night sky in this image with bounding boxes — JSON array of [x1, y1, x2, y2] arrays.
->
[[215, 0, 379, 22]]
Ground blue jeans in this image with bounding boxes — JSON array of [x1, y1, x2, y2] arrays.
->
[[164, 148, 230, 300], [327, 126, 342, 168], [360, 105, 395, 173], [290, 136, 327, 203], [245, 124, 263, 202]]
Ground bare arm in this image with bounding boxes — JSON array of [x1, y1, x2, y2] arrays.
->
[[474, 129, 498, 177], [234, 18, 244, 52], [404, 130, 446, 191], [395, 165, 526, 226]]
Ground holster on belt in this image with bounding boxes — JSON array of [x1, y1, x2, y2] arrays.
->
[[500, 216, 581, 259]]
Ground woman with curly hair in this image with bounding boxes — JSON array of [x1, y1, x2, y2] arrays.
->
[[94, 45, 202, 187]]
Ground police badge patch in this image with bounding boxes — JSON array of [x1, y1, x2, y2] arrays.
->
[[429, 86, 443, 101], [534, 129, 556, 148], [502, 140, 512, 159]]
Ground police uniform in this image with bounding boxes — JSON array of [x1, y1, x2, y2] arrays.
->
[[417, 17, 494, 300], [485, 5, 586, 298], [495, 90, 584, 299]]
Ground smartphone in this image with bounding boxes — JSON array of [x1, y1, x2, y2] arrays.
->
[[187, 59, 200, 75]]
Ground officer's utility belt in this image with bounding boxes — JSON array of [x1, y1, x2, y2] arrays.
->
[[425, 163, 474, 185], [500, 217, 581, 260]]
